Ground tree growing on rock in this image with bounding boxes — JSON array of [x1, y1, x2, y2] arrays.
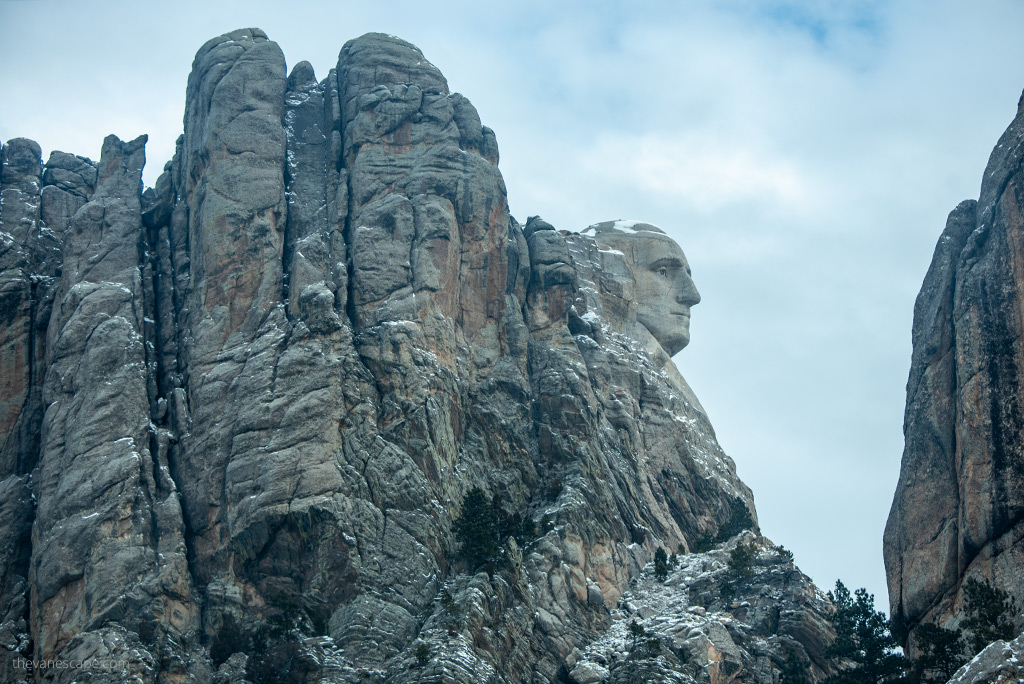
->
[[729, 540, 756, 578], [962, 576, 1018, 653], [720, 496, 755, 538], [824, 580, 905, 684], [453, 487, 534, 573], [910, 622, 966, 683], [780, 645, 812, 684], [691, 496, 755, 552], [654, 547, 669, 581], [414, 643, 431, 667], [628, 619, 646, 650], [453, 487, 502, 570], [905, 576, 1018, 681]]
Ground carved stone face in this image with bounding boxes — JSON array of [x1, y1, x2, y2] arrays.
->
[[584, 221, 701, 356]]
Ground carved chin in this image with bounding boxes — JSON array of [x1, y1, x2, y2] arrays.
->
[[639, 320, 690, 357], [662, 330, 690, 356]]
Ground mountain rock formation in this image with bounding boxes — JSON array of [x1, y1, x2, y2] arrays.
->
[[946, 632, 1024, 683], [0, 29, 834, 683], [885, 91, 1024, 650]]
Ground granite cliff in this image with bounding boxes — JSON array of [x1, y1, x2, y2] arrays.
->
[[0, 29, 834, 683], [885, 91, 1024, 653]]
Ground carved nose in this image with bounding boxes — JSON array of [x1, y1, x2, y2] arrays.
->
[[677, 279, 700, 306]]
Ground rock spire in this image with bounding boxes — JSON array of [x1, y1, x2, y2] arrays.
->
[[885, 90, 1024, 651]]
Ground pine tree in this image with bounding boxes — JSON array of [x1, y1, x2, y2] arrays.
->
[[654, 547, 669, 581], [962, 577, 1018, 653], [717, 496, 755, 540], [453, 488, 536, 573], [911, 622, 965, 683], [824, 581, 905, 684], [628, 620, 646, 651], [780, 645, 812, 684], [453, 487, 501, 570], [690, 496, 755, 552], [729, 540, 756, 578]]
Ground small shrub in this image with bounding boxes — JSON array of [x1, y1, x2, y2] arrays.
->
[[775, 545, 794, 563], [669, 552, 678, 568], [729, 540, 756, 578], [720, 580, 736, 605], [439, 589, 456, 614], [654, 547, 669, 582], [414, 643, 431, 667], [628, 620, 646, 650]]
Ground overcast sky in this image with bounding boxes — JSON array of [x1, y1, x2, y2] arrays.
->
[[4, 0, 1024, 612]]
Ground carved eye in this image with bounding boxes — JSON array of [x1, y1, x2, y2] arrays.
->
[[656, 267, 668, 277]]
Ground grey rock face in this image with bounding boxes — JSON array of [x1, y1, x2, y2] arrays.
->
[[32, 133, 200, 677], [0, 137, 97, 683], [0, 29, 832, 683], [885, 92, 1024, 648], [945, 632, 1024, 683], [565, 534, 835, 684]]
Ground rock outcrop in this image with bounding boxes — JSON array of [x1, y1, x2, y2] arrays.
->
[[0, 29, 834, 682], [885, 92, 1024, 649], [946, 632, 1024, 683], [565, 533, 834, 684]]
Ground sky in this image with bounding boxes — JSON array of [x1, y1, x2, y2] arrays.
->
[[4, 0, 1024, 613]]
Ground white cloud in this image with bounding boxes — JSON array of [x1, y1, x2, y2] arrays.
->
[[582, 133, 811, 214]]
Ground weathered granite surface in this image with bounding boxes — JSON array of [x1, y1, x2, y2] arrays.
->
[[946, 632, 1024, 684], [0, 29, 836, 682], [564, 533, 835, 684], [885, 91, 1024, 650]]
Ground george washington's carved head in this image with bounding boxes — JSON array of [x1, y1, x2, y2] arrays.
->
[[582, 220, 701, 356]]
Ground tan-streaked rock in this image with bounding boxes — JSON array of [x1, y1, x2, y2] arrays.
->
[[886, 90, 1024, 647]]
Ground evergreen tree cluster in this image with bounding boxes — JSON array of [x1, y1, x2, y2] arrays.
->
[[824, 581, 905, 684], [652, 546, 682, 582], [452, 488, 535, 573], [908, 576, 1019, 682], [822, 577, 1020, 684], [780, 645, 812, 684], [961, 576, 1019, 653], [728, 539, 756, 578], [911, 622, 964, 683]]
